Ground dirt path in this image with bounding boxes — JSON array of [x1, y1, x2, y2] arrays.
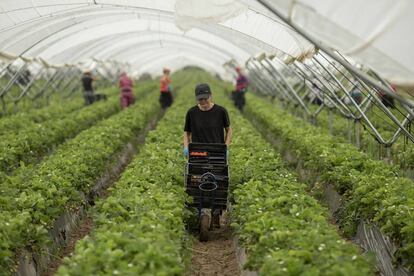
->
[[188, 212, 240, 276], [44, 216, 93, 276]]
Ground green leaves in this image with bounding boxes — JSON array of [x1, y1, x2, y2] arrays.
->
[[0, 83, 160, 273], [245, 92, 414, 270], [0, 96, 84, 136], [56, 72, 195, 275], [212, 87, 374, 275], [0, 89, 120, 175]]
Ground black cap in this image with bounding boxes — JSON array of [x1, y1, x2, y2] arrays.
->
[[195, 83, 211, 100]]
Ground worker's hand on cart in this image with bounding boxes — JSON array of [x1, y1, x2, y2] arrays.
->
[[183, 147, 189, 158]]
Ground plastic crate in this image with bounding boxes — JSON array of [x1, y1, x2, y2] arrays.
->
[[185, 143, 229, 210], [189, 143, 227, 164]]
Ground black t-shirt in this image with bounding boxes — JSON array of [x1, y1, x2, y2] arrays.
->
[[82, 76, 93, 91], [184, 104, 230, 143]]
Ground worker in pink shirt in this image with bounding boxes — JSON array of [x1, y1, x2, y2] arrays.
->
[[119, 72, 135, 109], [232, 66, 249, 111], [159, 68, 173, 109]]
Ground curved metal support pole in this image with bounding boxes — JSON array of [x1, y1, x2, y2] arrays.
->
[[246, 60, 277, 96], [263, 59, 310, 114], [255, 0, 414, 109], [263, 59, 302, 103], [325, 57, 414, 144], [15, 66, 45, 101], [31, 69, 61, 101], [389, 114, 414, 144], [294, 62, 354, 118], [0, 62, 29, 98], [282, 62, 335, 117], [259, 59, 296, 102], [313, 56, 389, 144], [58, 67, 80, 97]]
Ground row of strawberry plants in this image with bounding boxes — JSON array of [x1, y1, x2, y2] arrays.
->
[[298, 102, 414, 172], [0, 97, 84, 135], [198, 80, 373, 275], [0, 95, 119, 175], [0, 81, 157, 177], [0, 86, 161, 274], [244, 92, 414, 270], [0, 82, 156, 212], [55, 76, 197, 275], [0, 79, 157, 136], [0, 78, 78, 117], [0, 85, 128, 136]]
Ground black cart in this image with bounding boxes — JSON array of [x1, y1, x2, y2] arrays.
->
[[185, 143, 229, 241]]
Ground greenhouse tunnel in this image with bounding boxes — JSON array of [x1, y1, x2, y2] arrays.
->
[[1, 0, 414, 276]]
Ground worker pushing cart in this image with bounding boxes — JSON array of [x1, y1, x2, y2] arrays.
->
[[183, 83, 232, 241]]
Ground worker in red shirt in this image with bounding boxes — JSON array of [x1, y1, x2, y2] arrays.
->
[[119, 72, 135, 109], [159, 68, 173, 109], [232, 66, 249, 111]]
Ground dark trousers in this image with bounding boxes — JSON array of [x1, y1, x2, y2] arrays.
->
[[83, 91, 95, 105], [232, 90, 246, 111], [159, 91, 173, 108]]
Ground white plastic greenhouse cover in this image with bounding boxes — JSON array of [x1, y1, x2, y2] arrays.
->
[[0, 0, 413, 84]]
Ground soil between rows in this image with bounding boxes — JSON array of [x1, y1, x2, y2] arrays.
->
[[188, 212, 240, 276]]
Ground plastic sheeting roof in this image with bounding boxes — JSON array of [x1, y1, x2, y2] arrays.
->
[[0, 0, 413, 83], [260, 0, 414, 86]]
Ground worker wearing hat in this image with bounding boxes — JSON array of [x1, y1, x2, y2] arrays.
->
[[183, 83, 232, 152], [183, 83, 232, 228]]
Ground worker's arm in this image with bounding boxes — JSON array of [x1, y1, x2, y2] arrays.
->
[[224, 127, 232, 146], [183, 131, 191, 148], [183, 131, 191, 157]]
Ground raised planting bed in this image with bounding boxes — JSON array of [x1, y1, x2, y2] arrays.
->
[[243, 92, 414, 274], [205, 83, 374, 275], [56, 75, 199, 275], [0, 87, 161, 275]]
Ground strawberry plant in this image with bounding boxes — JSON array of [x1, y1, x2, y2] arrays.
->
[[0, 84, 161, 274], [0, 82, 158, 178], [0, 98, 83, 136], [56, 73, 197, 275], [244, 92, 414, 270], [202, 82, 374, 275]]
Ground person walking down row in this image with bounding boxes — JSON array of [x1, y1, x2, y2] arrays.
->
[[81, 70, 95, 106], [232, 66, 248, 111], [159, 68, 173, 109], [183, 83, 233, 228], [119, 72, 135, 109]]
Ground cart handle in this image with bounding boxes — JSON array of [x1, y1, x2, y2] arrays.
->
[[199, 172, 218, 192]]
